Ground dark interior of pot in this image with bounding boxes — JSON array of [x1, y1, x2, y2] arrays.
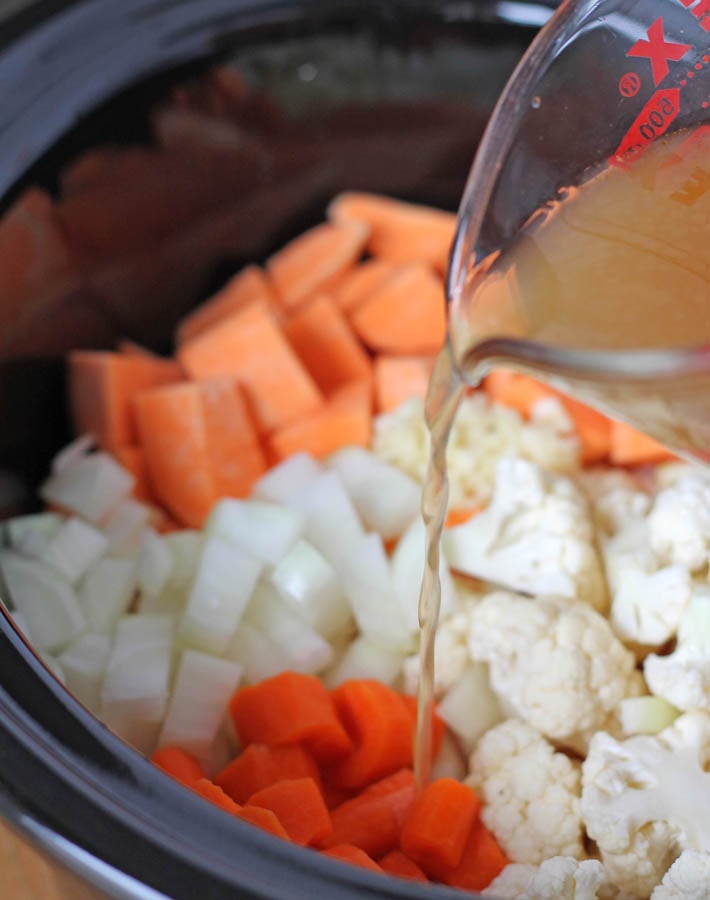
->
[[0, 1, 546, 897]]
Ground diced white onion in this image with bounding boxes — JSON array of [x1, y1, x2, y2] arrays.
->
[[100, 614, 174, 754], [438, 663, 504, 751], [179, 537, 262, 656], [78, 557, 136, 634], [137, 529, 174, 599], [339, 533, 413, 652], [391, 516, 458, 634], [227, 622, 291, 684], [7, 513, 64, 554], [206, 499, 304, 565], [327, 447, 420, 539], [41, 517, 109, 584], [243, 581, 334, 675], [58, 632, 112, 712], [41, 452, 133, 523], [619, 695, 681, 737], [163, 531, 204, 589], [158, 650, 243, 761], [287, 471, 364, 569], [270, 539, 352, 640], [324, 635, 404, 689], [431, 731, 467, 781], [0, 549, 85, 651], [102, 499, 151, 557], [252, 452, 323, 504], [51, 434, 95, 474]]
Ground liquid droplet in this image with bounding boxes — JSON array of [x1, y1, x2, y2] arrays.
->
[[531, 96, 542, 110], [298, 63, 318, 82]]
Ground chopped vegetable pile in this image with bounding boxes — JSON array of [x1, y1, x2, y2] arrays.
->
[[2, 184, 709, 900]]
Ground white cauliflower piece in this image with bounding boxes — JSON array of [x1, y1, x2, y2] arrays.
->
[[650, 850, 710, 899], [593, 477, 692, 648], [483, 857, 609, 900], [444, 458, 607, 611], [372, 394, 578, 510], [468, 592, 637, 742], [467, 719, 585, 863], [581, 712, 710, 898], [645, 587, 710, 711], [401, 607, 472, 697], [648, 471, 710, 573]]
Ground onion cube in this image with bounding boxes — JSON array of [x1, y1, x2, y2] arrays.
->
[[325, 635, 404, 689], [79, 557, 136, 634], [207, 499, 304, 566], [252, 452, 323, 504], [42, 517, 109, 584], [41, 452, 133, 523], [58, 632, 112, 712], [439, 664, 504, 751]]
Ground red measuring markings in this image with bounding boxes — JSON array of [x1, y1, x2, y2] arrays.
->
[[610, 88, 681, 163], [627, 18, 692, 85], [618, 72, 642, 97], [679, 0, 710, 32]]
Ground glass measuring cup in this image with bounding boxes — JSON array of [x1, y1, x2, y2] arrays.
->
[[447, 0, 710, 462]]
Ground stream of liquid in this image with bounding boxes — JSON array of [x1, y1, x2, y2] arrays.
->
[[414, 126, 710, 785]]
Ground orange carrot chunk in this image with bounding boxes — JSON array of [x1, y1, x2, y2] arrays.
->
[[247, 777, 332, 846], [440, 819, 508, 892], [111, 445, 155, 504], [609, 420, 677, 465], [321, 844, 383, 873], [361, 769, 417, 832], [328, 192, 456, 275], [267, 379, 372, 462], [378, 850, 429, 883], [215, 744, 321, 804], [192, 778, 243, 815], [151, 746, 207, 787], [484, 369, 554, 418], [69, 350, 183, 449], [239, 805, 291, 840], [134, 382, 218, 527], [266, 221, 369, 312], [400, 779, 481, 875], [560, 395, 612, 464], [333, 259, 398, 314], [178, 299, 323, 434], [374, 355, 435, 413], [326, 681, 414, 791], [176, 265, 277, 345], [349, 263, 446, 355], [283, 294, 372, 396], [229, 672, 352, 765], [117, 340, 160, 359]]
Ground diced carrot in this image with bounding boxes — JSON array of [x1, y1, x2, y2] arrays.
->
[[333, 259, 398, 314], [229, 672, 353, 765], [561, 395, 612, 464], [266, 221, 369, 312], [444, 507, 482, 529], [400, 778, 481, 875], [484, 369, 554, 418], [321, 783, 353, 811], [283, 294, 372, 396], [321, 844, 383, 873], [177, 299, 323, 434], [267, 378, 371, 462], [378, 850, 428, 883], [326, 681, 413, 791], [440, 820, 508, 892], [247, 777, 332, 846], [321, 769, 416, 858], [176, 266, 277, 344], [400, 695, 445, 761], [117, 340, 159, 359], [609, 420, 677, 465], [349, 263, 446, 355], [151, 746, 207, 787], [374, 354, 435, 412], [111, 445, 155, 504], [328, 192, 456, 275], [192, 778, 242, 815], [239, 805, 291, 840], [69, 350, 183, 449], [215, 744, 322, 804], [199, 377, 267, 498]]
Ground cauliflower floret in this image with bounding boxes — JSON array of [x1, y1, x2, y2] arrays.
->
[[648, 471, 710, 573], [482, 857, 609, 900], [581, 712, 710, 898], [467, 719, 585, 863], [644, 587, 710, 711], [650, 850, 710, 899], [372, 394, 578, 510], [444, 458, 607, 611], [468, 592, 637, 743]]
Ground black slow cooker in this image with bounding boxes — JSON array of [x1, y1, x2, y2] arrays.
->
[[0, 2, 550, 897]]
